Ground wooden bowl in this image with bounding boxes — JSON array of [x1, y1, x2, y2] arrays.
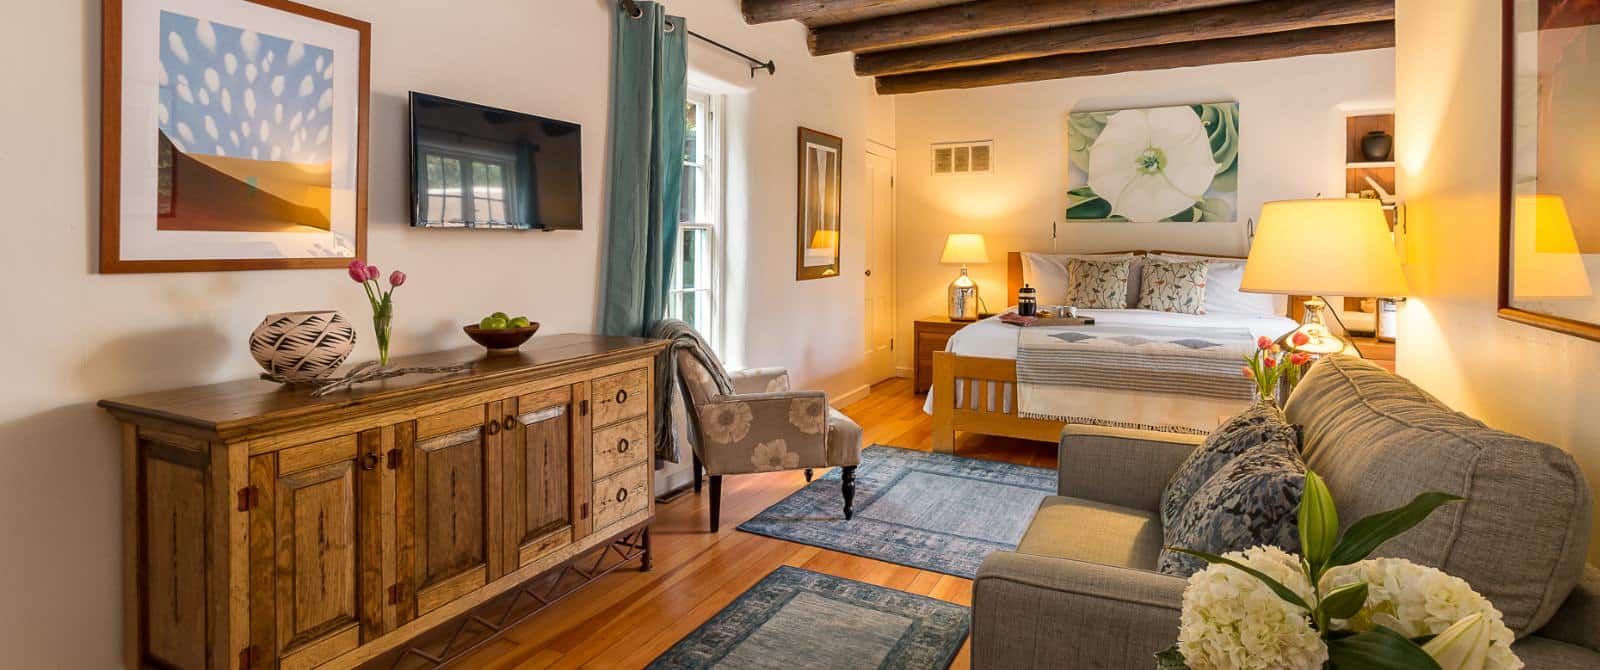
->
[[463, 323, 540, 354]]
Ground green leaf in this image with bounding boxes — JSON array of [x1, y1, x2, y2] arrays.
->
[[1326, 626, 1442, 670], [1165, 547, 1311, 611], [1196, 197, 1234, 222], [1299, 471, 1339, 574], [1065, 187, 1113, 220], [1154, 645, 1189, 669], [1325, 492, 1464, 569], [1067, 112, 1109, 173], [1320, 581, 1369, 621]]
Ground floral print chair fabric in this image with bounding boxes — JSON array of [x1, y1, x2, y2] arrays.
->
[[1138, 258, 1210, 314], [1065, 257, 1133, 309], [675, 349, 863, 532]]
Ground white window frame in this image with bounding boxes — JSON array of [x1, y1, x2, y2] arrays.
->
[[667, 89, 725, 352]]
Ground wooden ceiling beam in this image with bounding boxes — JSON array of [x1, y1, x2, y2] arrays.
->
[[808, 0, 1256, 55], [855, 0, 1394, 76], [741, 0, 971, 27], [875, 20, 1395, 94]]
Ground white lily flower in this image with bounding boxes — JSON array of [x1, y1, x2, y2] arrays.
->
[[1086, 107, 1218, 222], [1423, 613, 1491, 670]]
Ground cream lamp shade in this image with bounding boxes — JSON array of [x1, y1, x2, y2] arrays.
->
[[1241, 198, 1409, 297], [940, 233, 990, 264], [809, 229, 839, 250], [1513, 194, 1592, 299]]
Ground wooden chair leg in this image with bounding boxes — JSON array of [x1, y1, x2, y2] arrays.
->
[[692, 454, 703, 493], [709, 475, 722, 532], [841, 466, 857, 520], [803, 468, 813, 482]]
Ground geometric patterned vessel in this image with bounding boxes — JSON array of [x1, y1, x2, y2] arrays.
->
[[249, 310, 357, 383]]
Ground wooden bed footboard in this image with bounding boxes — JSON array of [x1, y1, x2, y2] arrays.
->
[[931, 351, 1066, 453]]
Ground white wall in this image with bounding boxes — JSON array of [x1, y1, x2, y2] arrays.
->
[[891, 50, 1395, 372], [0, 0, 889, 664], [1395, 0, 1600, 563]]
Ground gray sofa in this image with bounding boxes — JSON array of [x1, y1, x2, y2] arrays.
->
[[972, 355, 1598, 669]]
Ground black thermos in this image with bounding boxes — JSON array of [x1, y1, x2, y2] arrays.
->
[[1017, 284, 1038, 317]]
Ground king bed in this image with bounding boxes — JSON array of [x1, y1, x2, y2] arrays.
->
[[926, 251, 1299, 453]]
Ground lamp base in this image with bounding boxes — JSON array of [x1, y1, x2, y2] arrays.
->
[[1290, 297, 1348, 355], [948, 267, 981, 321]]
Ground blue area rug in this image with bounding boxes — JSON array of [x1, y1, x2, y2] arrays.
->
[[645, 566, 970, 670], [738, 446, 1057, 578]]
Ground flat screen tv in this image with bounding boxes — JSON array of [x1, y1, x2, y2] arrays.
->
[[409, 92, 582, 230]]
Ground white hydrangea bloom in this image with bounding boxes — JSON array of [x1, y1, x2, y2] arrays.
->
[[1321, 558, 1523, 670], [1177, 546, 1327, 670]]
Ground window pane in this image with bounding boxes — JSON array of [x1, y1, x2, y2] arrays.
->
[[680, 227, 708, 290], [683, 100, 699, 163], [692, 290, 712, 334], [679, 166, 699, 224]]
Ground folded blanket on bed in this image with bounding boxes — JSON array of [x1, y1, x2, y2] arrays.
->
[[1015, 323, 1257, 430]]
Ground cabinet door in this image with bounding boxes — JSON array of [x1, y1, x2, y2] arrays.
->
[[500, 385, 584, 572], [395, 404, 500, 622], [248, 433, 384, 670]]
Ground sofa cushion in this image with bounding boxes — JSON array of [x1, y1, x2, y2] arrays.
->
[[1508, 636, 1600, 670], [1016, 496, 1164, 571], [1157, 435, 1306, 576], [1161, 401, 1297, 528], [1284, 355, 1593, 636]]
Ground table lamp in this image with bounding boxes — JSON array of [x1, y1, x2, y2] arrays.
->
[[1241, 199, 1409, 354], [941, 233, 990, 321]]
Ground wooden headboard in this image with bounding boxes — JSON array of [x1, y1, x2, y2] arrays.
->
[[1005, 250, 1248, 303]]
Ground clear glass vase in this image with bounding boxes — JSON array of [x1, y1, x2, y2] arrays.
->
[[373, 301, 393, 366]]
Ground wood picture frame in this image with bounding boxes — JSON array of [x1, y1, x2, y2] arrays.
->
[[795, 127, 842, 280], [100, 0, 370, 273], [1498, 0, 1600, 342]]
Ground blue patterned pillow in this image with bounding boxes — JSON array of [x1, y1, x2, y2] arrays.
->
[[1161, 402, 1295, 529], [1157, 435, 1306, 576]]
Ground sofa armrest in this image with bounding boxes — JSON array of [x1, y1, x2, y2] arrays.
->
[[693, 391, 828, 475], [1537, 565, 1600, 652], [972, 551, 1185, 670], [1058, 424, 1205, 512], [728, 367, 790, 394]]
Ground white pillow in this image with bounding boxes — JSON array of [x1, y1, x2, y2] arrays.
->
[[1021, 252, 1141, 308], [1150, 253, 1285, 315]]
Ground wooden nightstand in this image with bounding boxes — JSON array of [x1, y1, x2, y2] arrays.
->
[[914, 315, 978, 393]]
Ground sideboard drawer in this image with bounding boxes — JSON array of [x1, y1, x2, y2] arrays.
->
[[593, 416, 648, 479], [591, 461, 649, 531], [591, 368, 648, 427]]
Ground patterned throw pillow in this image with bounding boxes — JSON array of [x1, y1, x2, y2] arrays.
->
[[1065, 257, 1132, 309], [1157, 434, 1307, 576], [1139, 259, 1209, 314], [1161, 402, 1296, 528]]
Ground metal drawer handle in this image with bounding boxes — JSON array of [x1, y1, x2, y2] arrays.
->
[[486, 420, 500, 436], [616, 438, 629, 454], [615, 487, 629, 503], [360, 451, 380, 471], [615, 389, 628, 404]]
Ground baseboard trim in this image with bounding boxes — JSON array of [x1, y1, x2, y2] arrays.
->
[[894, 366, 913, 379], [833, 384, 871, 408]]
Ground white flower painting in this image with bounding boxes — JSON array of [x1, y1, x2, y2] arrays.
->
[[156, 10, 336, 234], [1067, 103, 1239, 223]]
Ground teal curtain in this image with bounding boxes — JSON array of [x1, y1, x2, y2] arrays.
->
[[600, 2, 687, 337]]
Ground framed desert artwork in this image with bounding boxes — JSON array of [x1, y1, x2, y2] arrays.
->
[[100, 0, 370, 273], [1065, 102, 1239, 223], [1499, 0, 1600, 341], [796, 127, 842, 281]]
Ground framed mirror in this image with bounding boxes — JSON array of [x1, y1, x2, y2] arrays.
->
[[796, 127, 842, 280], [1499, 0, 1600, 341]]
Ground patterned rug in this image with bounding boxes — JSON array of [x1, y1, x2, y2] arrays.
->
[[738, 446, 1056, 578], [645, 566, 970, 670]]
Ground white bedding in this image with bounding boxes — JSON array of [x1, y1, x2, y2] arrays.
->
[[921, 309, 1299, 430]]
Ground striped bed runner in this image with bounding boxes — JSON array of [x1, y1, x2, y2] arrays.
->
[[1016, 323, 1257, 403]]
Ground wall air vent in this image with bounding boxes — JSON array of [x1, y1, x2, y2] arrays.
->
[[931, 140, 993, 176]]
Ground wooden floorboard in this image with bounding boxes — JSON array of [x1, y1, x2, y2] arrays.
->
[[451, 377, 1053, 669]]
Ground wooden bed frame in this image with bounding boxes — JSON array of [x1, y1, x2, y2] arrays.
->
[[930, 250, 1246, 453]]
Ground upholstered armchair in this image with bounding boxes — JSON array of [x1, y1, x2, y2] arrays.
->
[[674, 351, 863, 532]]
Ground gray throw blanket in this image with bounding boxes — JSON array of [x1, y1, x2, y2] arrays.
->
[[649, 319, 734, 464]]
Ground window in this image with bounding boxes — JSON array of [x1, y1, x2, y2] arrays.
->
[[667, 90, 721, 344], [419, 149, 516, 228]]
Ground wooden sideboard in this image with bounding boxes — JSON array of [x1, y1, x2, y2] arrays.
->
[[101, 334, 667, 670]]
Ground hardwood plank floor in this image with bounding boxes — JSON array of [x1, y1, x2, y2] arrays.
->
[[453, 377, 1056, 669]]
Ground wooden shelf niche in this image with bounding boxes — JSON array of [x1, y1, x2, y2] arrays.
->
[[1344, 113, 1396, 228]]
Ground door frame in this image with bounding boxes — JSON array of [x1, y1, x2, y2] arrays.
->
[[864, 141, 897, 385]]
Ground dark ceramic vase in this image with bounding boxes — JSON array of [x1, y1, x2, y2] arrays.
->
[[1361, 131, 1393, 162]]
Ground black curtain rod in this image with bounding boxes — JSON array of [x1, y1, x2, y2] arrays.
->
[[618, 0, 776, 78]]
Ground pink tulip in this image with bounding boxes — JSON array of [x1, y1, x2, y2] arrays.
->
[[1269, 343, 1281, 353], [1292, 331, 1311, 347], [347, 260, 368, 283], [389, 270, 406, 287], [1240, 366, 1254, 380], [1290, 352, 1311, 366], [1257, 335, 1273, 350], [1264, 357, 1278, 369], [365, 264, 380, 281]]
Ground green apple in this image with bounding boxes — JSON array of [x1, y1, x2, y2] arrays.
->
[[509, 316, 531, 328], [490, 311, 509, 321], [479, 316, 508, 330]]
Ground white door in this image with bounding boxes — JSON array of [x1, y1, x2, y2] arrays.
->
[[863, 149, 896, 385]]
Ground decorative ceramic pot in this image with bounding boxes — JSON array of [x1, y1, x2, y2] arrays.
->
[[1360, 130, 1393, 162], [250, 310, 357, 383]]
